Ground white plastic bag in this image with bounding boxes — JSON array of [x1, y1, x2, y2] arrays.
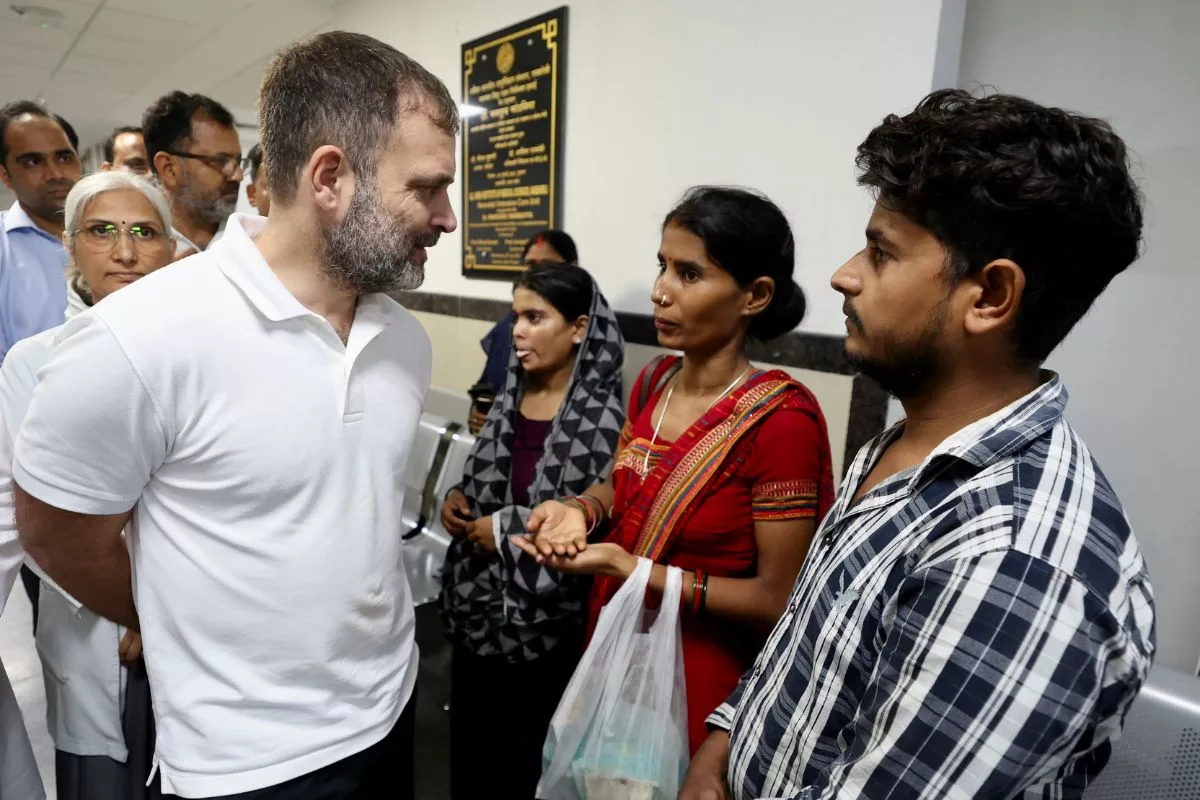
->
[[538, 557, 688, 800]]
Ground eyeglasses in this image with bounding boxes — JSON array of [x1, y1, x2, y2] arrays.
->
[[167, 150, 243, 177], [75, 222, 169, 251]]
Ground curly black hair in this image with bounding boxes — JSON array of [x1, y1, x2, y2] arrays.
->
[[856, 88, 1143, 364]]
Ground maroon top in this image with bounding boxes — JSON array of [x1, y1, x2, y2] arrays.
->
[[511, 411, 552, 506]]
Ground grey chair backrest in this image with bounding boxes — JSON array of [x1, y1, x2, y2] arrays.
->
[[400, 414, 476, 607], [1086, 665, 1200, 798]]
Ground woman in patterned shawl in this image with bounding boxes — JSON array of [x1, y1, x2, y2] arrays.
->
[[518, 187, 836, 755], [439, 263, 625, 800]]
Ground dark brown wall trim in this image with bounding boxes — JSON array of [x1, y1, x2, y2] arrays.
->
[[392, 290, 889, 473]]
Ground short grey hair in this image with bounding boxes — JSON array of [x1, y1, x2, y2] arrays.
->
[[64, 171, 174, 304], [258, 31, 459, 206]]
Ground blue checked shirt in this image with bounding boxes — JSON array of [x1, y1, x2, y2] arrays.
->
[[708, 375, 1155, 799]]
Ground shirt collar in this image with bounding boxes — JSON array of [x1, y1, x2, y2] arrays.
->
[[927, 371, 1067, 471], [210, 213, 390, 329], [3, 201, 58, 241], [211, 214, 311, 322], [839, 373, 1068, 515]]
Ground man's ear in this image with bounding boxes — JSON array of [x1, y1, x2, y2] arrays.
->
[[152, 151, 176, 187], [307, 145, 354, 217], [962, 258, 1025, 338]]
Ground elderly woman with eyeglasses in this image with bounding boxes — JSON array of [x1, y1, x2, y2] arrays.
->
[[0, 170, 175, 799]]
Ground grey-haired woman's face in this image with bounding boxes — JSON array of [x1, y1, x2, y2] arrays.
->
[[69, 187, 172, 303]]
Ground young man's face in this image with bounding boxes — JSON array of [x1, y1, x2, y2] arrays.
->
[[831, 201, 961, 397]]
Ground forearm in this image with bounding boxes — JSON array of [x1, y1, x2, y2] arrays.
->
[[582, 478, 615, 513], [643, 563, 788, 628], [26, 533, 138, 630], [14, 484, 139, 630]]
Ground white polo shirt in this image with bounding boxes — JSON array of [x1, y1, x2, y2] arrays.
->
[[12, 214, 430, 797]]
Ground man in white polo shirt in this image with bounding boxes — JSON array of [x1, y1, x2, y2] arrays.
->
[[11, 31, 458, 799]]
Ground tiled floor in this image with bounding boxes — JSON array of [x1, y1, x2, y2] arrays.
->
[[1, 583, 57, 799]]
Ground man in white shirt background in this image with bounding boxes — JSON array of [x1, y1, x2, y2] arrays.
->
[[100, 126, 150, 176], [245, 143, 271, 217], [142, 91, 243, 260], [12, 30, 458, 800]]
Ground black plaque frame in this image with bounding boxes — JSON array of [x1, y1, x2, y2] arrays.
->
[[461, 7, 568, 280]]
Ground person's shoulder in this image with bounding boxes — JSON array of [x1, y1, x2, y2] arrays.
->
[[0, 325, 59, 396], [93, 256, 221, 319], [378, 293, 428, 337], [4, 326, 59, 370], [633, 354, 681, 390], [377, 293, 432, 356], [1008, 417, 1144, 594]]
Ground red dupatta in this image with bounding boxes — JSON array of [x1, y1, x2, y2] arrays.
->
[[590, 356, 815, 618]]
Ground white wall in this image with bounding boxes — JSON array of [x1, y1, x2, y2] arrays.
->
[[960, 0, 1200, 672], [328, 0, 951, 335]]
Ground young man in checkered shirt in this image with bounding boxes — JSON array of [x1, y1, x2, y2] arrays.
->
[[682, 89, 1155, 800]]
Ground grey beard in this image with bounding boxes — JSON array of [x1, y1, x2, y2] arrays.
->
[[178, 182, 235, 227], [323, 184, 428, 294]]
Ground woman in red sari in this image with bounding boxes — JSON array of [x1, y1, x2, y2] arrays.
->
[[516, 186, 835, 753]]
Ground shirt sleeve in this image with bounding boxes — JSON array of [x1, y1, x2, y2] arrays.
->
[[706, 670, 752, 731], [777, 550, 1152, 799], [0, 253, 11, 363], [0, 335, 82, 613], [747, 408, 828, 523], [11, 313, 169, 516]]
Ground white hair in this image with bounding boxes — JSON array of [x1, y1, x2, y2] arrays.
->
[[64, 170, 173, 240], [63, 171, 174, 304]]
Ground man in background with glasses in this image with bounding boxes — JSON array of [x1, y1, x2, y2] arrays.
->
[[143, 91, 242, 260]]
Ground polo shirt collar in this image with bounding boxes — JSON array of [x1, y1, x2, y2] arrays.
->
[[211, 213, 389, 330]]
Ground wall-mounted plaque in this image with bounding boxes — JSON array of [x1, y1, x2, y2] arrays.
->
[[461, 7, 567, 280]]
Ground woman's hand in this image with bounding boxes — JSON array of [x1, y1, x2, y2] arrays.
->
[[440, 489, 473, 537], [465, 515, 496, 554], [541, 543, 637, 579], [118, 630, 142, 666], [515, 500, 588, 560]]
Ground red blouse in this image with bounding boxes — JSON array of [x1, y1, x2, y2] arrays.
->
[[596, 366, 835, 754]]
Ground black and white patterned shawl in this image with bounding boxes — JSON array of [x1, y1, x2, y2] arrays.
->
[[441, 282, 626, 661]]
